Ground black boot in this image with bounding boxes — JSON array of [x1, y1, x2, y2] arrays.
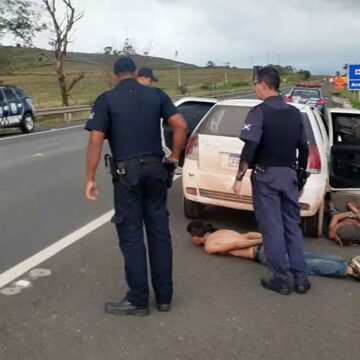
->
[[261, 278, 292, 295], [294, 280, 311, 294], [105, 298, 149, 316]]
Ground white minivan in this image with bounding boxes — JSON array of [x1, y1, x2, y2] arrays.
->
[[182, 99, 330, 237]]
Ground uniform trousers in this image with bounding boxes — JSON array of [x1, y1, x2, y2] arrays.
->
[[251, 167, 308, 285], [111, 160, 173, 307]]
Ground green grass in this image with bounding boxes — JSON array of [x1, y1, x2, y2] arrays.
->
[[332, 88, 360, 109]]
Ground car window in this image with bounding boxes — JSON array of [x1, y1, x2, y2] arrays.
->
[[197, 105, 252, 137], [3, 88, 18, 102], [177, 102, 214, 131], [301, 113, 316, 145], [0, 89, 4, 103], [292, 89, 320, 99], [14, 88, 26, 99], [332, 113, 360, 145]]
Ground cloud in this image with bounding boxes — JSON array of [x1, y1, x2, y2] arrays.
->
[[30, 0, 360, 74]]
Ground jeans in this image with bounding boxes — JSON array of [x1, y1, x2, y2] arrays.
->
[[257, 247, 348, 278]]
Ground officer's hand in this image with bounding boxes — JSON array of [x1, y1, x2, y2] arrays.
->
[[85, 180, 99, 201], [165, 156, 179, 167], [232, 180, 242, 197]]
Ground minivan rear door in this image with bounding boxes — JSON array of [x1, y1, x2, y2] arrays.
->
[[327, 108, 360, 192]]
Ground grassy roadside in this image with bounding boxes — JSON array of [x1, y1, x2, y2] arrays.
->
[[332, 89, 360, 109]]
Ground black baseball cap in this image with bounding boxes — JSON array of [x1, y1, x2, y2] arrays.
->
[[137, 68, 159, 82], [113, 57, 136, 74]]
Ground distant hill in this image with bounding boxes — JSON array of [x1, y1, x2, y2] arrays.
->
[[0, 46, 198, 75]]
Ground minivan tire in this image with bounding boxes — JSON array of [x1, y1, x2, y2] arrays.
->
[[20, 113, 35, 133], [183, 197, 204, 219], [301, 200, 324, 238]]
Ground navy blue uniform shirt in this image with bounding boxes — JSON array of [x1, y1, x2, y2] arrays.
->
[[85, 78, 177, 160], [240, 96, 308, 145]]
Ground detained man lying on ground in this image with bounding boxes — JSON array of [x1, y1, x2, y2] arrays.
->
[[328, 201, 360, 246], [186, 221, 360, 281]]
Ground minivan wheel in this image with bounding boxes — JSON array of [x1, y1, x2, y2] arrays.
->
[[301, 200, 324, 238], [183, 197, 204, 219], [20, 113, 35, 133]]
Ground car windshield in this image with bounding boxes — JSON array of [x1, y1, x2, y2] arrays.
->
[[197, 105, 316, 144], [292, 89, 320, 99]]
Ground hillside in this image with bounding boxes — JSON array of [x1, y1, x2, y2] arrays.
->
[[0, 46, 253, 108], [0, 46, 198, 75]]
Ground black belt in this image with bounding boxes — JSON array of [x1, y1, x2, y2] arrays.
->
[[116, 155, 162, 167]]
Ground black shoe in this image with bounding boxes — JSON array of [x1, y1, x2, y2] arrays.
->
[[261, 278, 292, 295], [105, 298, 149, 316], [157, 303, 171, 312], [294, 280, 311, 294]]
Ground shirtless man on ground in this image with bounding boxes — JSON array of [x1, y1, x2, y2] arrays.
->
[[328, 201, 360, 246], [187, 221, 360, 281]]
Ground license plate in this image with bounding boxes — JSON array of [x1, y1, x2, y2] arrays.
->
[[228, 153, 240, 167]]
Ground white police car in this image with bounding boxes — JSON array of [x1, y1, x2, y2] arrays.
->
[[0, 85, 36, 133]]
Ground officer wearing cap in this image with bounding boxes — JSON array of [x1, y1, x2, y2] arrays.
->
[[232, 65, 310, 295], [85, 57, 188, 316], [136, 67, 159, 87]]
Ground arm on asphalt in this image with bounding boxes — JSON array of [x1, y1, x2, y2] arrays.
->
[[167, 113, 188, 160], [86, 130, 105, 200]]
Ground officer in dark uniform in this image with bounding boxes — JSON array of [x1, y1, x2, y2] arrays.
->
[[85, 57, 188, 315], [232, 65, 310, 295], [136, 67, 159, 87]]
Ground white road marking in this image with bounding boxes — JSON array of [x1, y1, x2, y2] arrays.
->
[[0, 124, 84, 142], [0, 175, 182, 289], [0, 210, 113, 289]]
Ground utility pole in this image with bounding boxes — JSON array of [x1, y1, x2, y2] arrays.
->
[[224, 62, 229, 84], [177, 64, 182, 88], [250, 55, 254, 67]]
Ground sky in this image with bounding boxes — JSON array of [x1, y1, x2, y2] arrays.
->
[[14, 0, 360, 74]]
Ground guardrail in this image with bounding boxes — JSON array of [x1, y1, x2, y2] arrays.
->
[[35, 88, 253, 118]]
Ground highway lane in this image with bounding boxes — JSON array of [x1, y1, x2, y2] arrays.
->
[[0, 126, 113, 272]]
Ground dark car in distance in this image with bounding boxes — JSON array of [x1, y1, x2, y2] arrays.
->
[[0, 85, 36, 133]]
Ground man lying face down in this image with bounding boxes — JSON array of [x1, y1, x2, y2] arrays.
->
[[186, 221, 360, 281]]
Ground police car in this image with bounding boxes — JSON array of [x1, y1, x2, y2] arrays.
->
[[182, 99, 330, 238], [284, 85, 327, 113], [0, 85, 36, 133]]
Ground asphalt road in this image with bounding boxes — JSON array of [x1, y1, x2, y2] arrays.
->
[[0, 88, 359, 359], [0, 126, 112, 272]]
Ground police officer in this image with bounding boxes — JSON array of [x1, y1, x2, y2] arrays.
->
[[85, 57, 188, 315], [136, 67, 159, 87], [232, 65, 310, 295]]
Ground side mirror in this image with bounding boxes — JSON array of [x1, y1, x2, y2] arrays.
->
[[325, 96, 329, 100]]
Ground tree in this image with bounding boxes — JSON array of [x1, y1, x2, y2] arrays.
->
[[0, 0, 47, 45], [103, 46, 113, 55], [119, 38, 136, 55], [206, 60, 215, 68], [43, 0, 85, 107], [298, 69, 311, 80]]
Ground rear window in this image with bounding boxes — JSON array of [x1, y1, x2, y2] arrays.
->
[[300, 113, 316, 145], [3, 88, 18, 102], [332, 113, 360, 145], [197, 105, 252, 137], [177, 101, 214, 131], [292, 89, 320, 99], [197, 104, 317, 144]]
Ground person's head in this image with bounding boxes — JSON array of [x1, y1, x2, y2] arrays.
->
[[253, 65, 280, 100], [335, 224, 360, 246], [186, 221, 217, 245], [113, 57, 136, 83], [136, 68, 159, 86]]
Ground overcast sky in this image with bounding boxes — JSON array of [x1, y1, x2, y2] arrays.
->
[[27, 0, 360, 74]]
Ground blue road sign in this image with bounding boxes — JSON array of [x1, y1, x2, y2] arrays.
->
[[348, 64, 360, 90]]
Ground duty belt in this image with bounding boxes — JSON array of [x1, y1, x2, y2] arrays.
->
[[115, 155, 162, 168]]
